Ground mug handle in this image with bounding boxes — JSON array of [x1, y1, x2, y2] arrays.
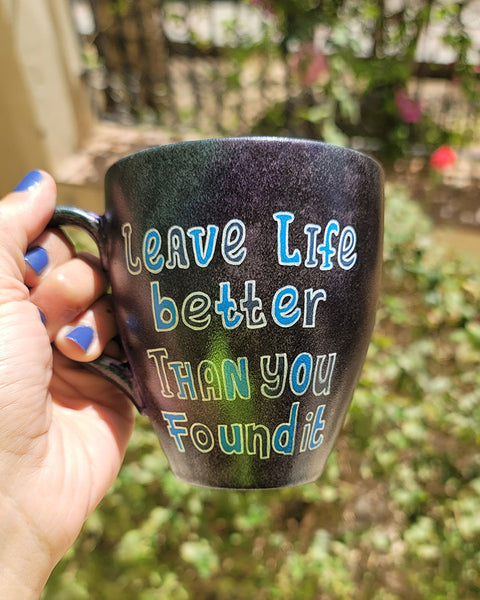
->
[[49, 206, 143, 412]]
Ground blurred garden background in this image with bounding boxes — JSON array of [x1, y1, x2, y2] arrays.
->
[[1, 0, 480, 597]]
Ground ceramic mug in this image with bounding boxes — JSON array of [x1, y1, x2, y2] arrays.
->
[[51, 137, 384, 489]]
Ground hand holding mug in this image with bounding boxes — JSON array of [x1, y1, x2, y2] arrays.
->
[[0, 138, 383, 596]]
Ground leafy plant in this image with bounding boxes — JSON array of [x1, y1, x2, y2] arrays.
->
[[251, 0, 479, 157], [88, 0, 479, 158]]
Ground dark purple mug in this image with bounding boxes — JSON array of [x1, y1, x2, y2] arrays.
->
[[51, 137, 383, 489]]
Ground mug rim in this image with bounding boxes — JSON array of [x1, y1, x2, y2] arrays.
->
[[106, 136, 383, 178]]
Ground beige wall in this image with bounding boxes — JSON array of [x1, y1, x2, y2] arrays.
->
[[0, 0, 93, 196]]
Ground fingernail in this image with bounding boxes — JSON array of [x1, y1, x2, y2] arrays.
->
[[39, 309, 46, 326], [65, 326, 94, 352], [14, 170, 44, 192], [25, 247, 49, 275]]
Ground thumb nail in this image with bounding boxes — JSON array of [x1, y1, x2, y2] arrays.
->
[[14, 170, 44, 192]]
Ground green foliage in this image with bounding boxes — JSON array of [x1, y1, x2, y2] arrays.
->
[[248, 0, 479, 157], [43, 184, 480, 598]]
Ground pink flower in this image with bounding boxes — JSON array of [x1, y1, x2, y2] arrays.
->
[[395, 89, 423, 123], [290, 42, 329, 87], [430, 145, 457, 171]]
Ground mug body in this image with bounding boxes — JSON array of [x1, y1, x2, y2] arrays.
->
[[103, 137, 383, 488]]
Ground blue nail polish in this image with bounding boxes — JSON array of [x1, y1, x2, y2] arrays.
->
[[65, 326, 94, 352], [14, 170, 44, 192], [25, 247, 49, 275], [39, 309, 46, 325]]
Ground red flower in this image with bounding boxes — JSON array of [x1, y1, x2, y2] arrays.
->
[[395, 89, 423, 123], [429, 145, 457, 171]]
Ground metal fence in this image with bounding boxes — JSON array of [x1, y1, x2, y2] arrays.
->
[[73, 0, 294, 136]]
